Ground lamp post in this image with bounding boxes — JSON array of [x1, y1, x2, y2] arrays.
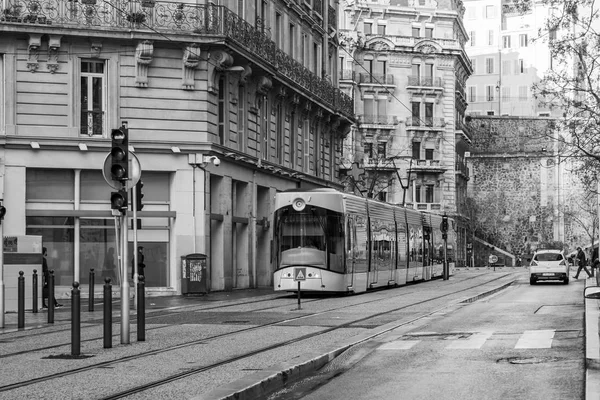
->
[[390, 158, 413, 207], [495, 81, 501, 115]]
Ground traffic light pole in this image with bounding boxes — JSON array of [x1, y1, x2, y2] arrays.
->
[[132, 186, 138, 306], [0, 220, 4, 328], [120, 204, 130, 344]]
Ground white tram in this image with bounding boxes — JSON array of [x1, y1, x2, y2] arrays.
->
[[273, 188, 456, 293]]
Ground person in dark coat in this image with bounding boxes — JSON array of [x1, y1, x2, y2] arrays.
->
[[574, 247, 592, 279], [42, 247, 63, 308]]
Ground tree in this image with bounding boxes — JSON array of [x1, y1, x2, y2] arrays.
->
[[532, 0, 600, 186], [562, 185, 598, 255]]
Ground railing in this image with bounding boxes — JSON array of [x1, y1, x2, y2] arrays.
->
[[406, 116, 445, 128], [455, 161, 469, 177], [1, 2, 353, 118], [363, 33, 460, 50], [407, 75, 443, 88], [416, 203, 442, 211], [455, 119, 473, 142], [358, 114, 398, 125], [413, 159, 442, 168], [359, 73, 394, 84], [80, 110, 104, 136]]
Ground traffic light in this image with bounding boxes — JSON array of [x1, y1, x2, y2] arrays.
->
[[110, 189, 128, 212], [110, 127, 128, 182], [135, 180, 144, 211], [0, 202, 6, 222], [441, 215, 448, 232]]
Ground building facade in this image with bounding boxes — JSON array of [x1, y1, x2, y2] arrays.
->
[[0, 0, 353, 297], [338, 0, 472, 267], [463, 0, 561, 117]]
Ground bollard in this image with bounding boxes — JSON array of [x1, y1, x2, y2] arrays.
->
[[32, 269, 38, 314], [48, 270, 55, 324], [18, 271, 25, 330], [137, 275, 145, 342], [88, 268, 95, 312], [71, 282, 81, 356], [103, 278, 112, 349]]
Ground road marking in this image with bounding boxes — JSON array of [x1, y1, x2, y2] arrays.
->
[[378, 340, 420, 350], [515, 330, 555, 349], [446, 331, 494, 349]]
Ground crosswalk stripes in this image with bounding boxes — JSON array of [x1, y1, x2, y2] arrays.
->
[[378, 329, 562, 351]]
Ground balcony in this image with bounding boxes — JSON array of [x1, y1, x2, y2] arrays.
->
[[407, 75, 444, 89], [455, 160, 469, 180], [362, 34, 461, 51], [364, 157, 396, 170], [358, 114, 398, 127], [406, 116, 446, 129], [339, 69, 356, 81], [1, 1, 353, 118], [409, 159, 447, 174], [455, 119, 473, 144], [359, 73, 394, 85]]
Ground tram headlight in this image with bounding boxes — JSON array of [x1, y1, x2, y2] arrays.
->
[[292, 198, 306, 211]]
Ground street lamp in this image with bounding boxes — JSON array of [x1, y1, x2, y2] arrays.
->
[[390, 157, 413, 207], [495, 81, 501, 115]]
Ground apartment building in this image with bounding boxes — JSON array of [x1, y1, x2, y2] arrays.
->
[[338, 0, 472, 267], [0, 0, 353, 297]]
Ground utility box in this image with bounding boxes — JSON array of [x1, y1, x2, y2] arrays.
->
[[4, 235, 43, 312], [181, 253, 207, 295]]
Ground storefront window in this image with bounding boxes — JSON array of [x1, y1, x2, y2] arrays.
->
[[80, 219, 118, 285], [26, 170, 74, 201], [26, 217, 75, 286], [128, 242, 168, 287]]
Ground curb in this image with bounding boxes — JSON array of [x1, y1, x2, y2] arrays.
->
[[585, 278, 600, 399], [195, 277, 518, 400]]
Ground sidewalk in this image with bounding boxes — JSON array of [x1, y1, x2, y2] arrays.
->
[[585, 276, 600, 399]]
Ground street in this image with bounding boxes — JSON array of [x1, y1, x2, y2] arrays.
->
[[270, 273, 585, 400]]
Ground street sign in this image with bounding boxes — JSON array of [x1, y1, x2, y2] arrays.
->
[[489, 254, 498, 264], [103, 153, 141, 190], [294, 267, 306, 281]]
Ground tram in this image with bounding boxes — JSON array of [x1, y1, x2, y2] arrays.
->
[[272, 188, 456, 293]]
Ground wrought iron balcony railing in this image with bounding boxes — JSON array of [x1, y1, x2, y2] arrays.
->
[[358, 114, 398, 125], [406, 116, 445, 128], [359, 73, 394, 85], [407, 75, 443, 88], [80, 110, 104, 136], [1, 2, 353, 117], [339, 69, 355, 81]]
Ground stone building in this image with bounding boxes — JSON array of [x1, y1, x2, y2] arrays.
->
[[466, 115, 571, 264], [338, 0, 472, 266], [0, 0, 353, 298]]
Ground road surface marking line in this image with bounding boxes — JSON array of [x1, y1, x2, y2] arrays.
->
[[515, 329, 555, 349], [378, 340, 420, 350], [446, 331, 494, 349]]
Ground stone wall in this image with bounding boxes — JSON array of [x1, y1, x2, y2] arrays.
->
[[466, 116, 558, 257]]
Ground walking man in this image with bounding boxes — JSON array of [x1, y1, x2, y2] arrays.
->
[[574, 247, 592, 279]]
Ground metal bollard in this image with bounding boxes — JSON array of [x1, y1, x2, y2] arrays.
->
[[103, 278, 112, 349], [89, 268, 95, 312], [48, 270, 55, 324], [71, 282, 80, 356], [137, 275, 145, 342], [32, 269, 38, 314], [18, 271, 25, 330]]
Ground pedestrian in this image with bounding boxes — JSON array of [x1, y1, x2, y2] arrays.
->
[[132, 246, 145, 279], [42, 247, 63, 308], [574, 247, 592, 279]]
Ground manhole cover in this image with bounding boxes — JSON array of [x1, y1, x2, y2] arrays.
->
[[497, 356, 562, 364]]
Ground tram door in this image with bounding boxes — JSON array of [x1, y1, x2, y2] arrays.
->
[[346, 216, 355, 289]]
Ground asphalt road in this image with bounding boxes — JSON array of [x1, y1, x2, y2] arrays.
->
[[271, 275, 585, 400]]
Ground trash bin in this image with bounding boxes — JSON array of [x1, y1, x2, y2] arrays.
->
[[181, 253, 207, 295]]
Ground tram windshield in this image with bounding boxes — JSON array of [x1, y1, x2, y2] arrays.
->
[[273, 206, 344, 272]]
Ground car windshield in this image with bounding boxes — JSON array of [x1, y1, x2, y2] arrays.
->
[[535, 253, 563, 262]]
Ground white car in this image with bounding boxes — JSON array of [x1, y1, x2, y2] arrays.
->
[[529, 249, 569, 285]]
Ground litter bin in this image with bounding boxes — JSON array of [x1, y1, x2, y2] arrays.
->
[[181, 253, 207, 295]]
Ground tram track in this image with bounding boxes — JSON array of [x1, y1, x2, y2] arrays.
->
[[0, 272, 518, 398], [0, 272, 494, 359]]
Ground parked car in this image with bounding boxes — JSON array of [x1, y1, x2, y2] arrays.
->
[[529, 249, 569, 285]]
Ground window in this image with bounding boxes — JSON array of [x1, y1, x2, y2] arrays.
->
[[412, 27, 420, 37], [80, 60, 106, 137], [488, 30, 494, 46], [502, 35, 511, 48], [412, 142, 421, 159], [275, 12, 282, 48], [377, 142, 386, 159], [364, 142, 373, 158], [415, 185, 435, 203], [486, 5, 495, 18], [377, 24, 386, 35], [502, 87, 510, 102], [425, 27, 433, 38], [289, 24, 295, 58], [470, 58, 476, 74], [238, 86, 246, 151], [425, 185, 434, 203], [486, 57, 494, 74], [289, 111, 296, 168], [411, 102, 420, 125], [27, 169, 75, 201], [468, 86, 476, 102], [313, 42, 319, 73], [518, 59, 525, 73], [519, 34, 528, 47], [502, 60, 511, 75], [469, 31, 476, 46], [218, 76, 227, 145], [486, 85, 495, 101], [519, 86, 527, 100], [363, 98, 374, 116], [412, 63, 421, 80], [467, 6, 476, 19], [377, 192, 387, 202], [364, 22, 373, 35], [424, 103, 433, 126], [425, 149, 434, 160]]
